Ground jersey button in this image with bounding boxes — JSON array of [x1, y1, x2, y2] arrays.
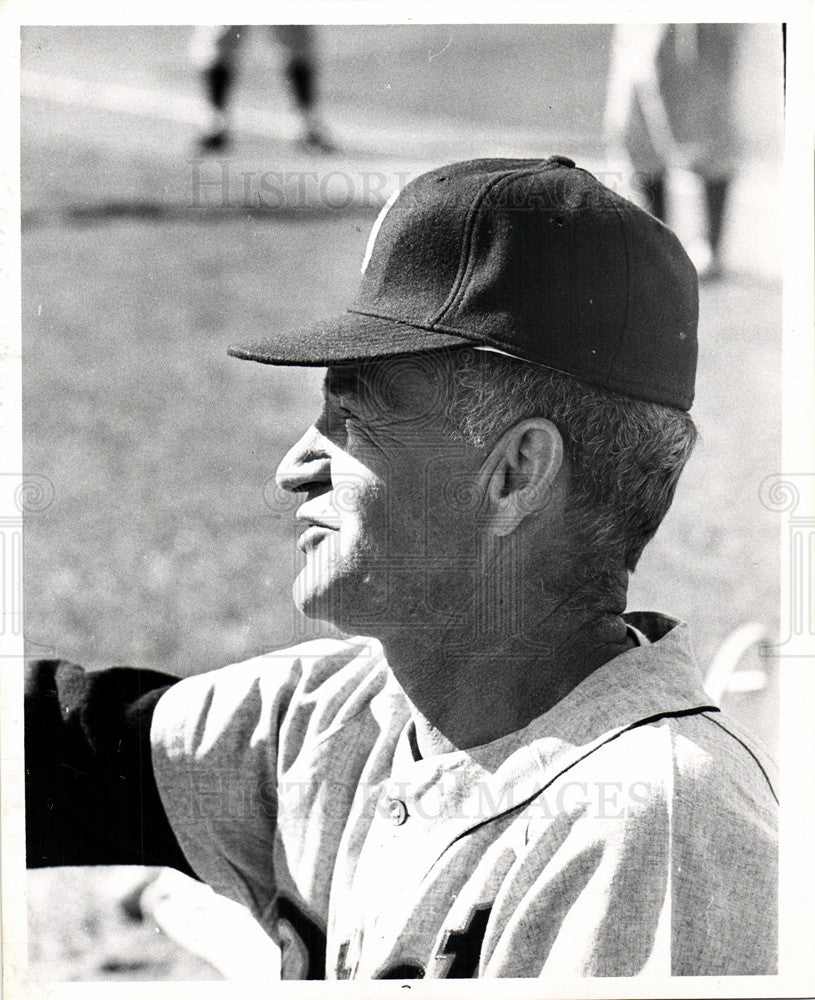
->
[[386, 799, 408, 826]]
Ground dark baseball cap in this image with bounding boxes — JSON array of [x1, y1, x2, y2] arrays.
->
[[228, 156, 699, 410]]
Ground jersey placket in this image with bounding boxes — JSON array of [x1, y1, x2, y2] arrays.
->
[[331, 724, 480, 978]]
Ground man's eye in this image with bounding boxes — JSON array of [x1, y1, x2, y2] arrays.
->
[[335, 392, 365, 418], [331, 403, 354, 422], [322, 402, 354, 437]]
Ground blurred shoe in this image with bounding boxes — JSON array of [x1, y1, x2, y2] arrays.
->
[[686, 238, 723, 282], [297, 128, 336, 154], [293, 112, 336, 153], [197, 109, 230, 154], [697, 258, 724, 282], [197, 128, 230, 154]]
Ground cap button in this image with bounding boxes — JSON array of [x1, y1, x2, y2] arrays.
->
[[386, 799, 408, 826], [547, 155, 576, 168]]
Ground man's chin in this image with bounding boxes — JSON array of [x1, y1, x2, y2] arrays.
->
[[293, 585, 330, 622], [292, 577, 359, 631], [292, 577, 398, 635]]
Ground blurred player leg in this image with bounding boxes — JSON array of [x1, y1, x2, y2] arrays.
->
[[637, 171, 667, 221], [605, 24, 738, 279], [603, 24, 668, 217], [661, 25, 739, 279], [190, 25, 246, 152], [701, 174, 730, 279], [271, 25, 335, 152]]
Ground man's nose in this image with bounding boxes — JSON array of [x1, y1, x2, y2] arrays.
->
[[275, 426, 332, 494]]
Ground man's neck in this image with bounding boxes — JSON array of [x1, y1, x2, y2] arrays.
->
[[380, 605, 635, 758]]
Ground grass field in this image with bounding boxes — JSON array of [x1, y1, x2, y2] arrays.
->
[[19, 23, 784, 982]]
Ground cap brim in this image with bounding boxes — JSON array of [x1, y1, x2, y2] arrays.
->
[[227, 310, 472, 367]]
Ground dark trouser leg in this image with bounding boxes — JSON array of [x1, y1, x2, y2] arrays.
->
[[704, 177, 730, 258], [203, 60, 233, 112], [284, 58, 315, 112], [193, 25, 242, 152], [274, 24, 316, 109], [273, 25, 333, 150], [639, 172, 667, 222], [199, 60, 234, 150]]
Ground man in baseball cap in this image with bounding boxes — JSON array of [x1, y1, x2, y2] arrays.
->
[[26, 157, 777, 979]]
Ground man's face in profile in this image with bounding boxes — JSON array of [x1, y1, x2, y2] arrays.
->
[[275, 353, 486, 636]]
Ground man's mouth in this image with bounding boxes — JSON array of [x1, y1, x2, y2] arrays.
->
[[295, 506, 338, 553], [297, 523, 335, 553]]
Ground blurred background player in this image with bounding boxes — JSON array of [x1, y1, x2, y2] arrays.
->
[[191, 24, 334, 153], [605, 23, 739, 279]]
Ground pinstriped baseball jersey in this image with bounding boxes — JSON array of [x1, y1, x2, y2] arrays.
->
[[150, 613, 778, 979]]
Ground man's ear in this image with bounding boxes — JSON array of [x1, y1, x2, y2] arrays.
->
[[480, 418, 565, 537]]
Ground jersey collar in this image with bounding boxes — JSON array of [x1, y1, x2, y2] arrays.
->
[[380, 614, 716, 870]]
